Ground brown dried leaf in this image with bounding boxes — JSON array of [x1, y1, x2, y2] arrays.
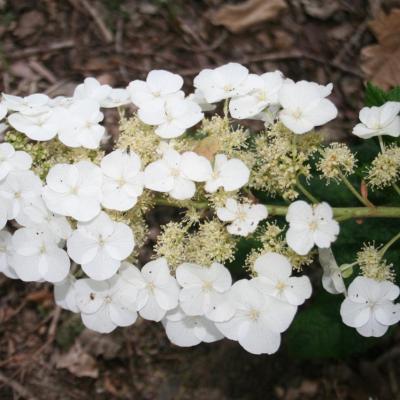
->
[[56, 342, 99, 378], [13, 10, 45, 39], [210, 0, 287, 33], [361, 9, 400, 89], [194, 135, 221, 160]]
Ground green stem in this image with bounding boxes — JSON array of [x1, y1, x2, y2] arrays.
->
[[393, 183, 400, 197], [296, 178, 319, 204], [223, 99, 229, 118], [379, 231, 400, 257], [155, 197, 208, 209], [339, 172, 374, 208], [378, 135, 385, 152]]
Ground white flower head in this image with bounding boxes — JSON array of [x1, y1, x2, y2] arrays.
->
[[162, 307, 223, 347], [176, 262, 235, 322], [0, 143, 32, 181], [286, 201, 339, 255], [67, 212, 134, 281], [193, 63, 257, 103], [58, 99, 105, 149], [229, 71, 284, 119], [205, 154, 250, 193], [73, 77, 112, 103], [75, 276, 138, 333], [0, 230, 18, 279], [11, 227, 70, 283], [117, 258, 180, 322], [278, 80, 337, 134], [253, 252, 312, 306], [127, 69, 184, 108], [54, 274, 79, 313], [42, 161, 103, 222], [216, 198, 268, 236], [100, 88, 130, 108], [101, 149, 144, 211], [138, 96, 203, 139], [318, 247, 346, 295], [144, 148, 212, 200], [215, 279, 297, 355], [352, 101, 400, 139], [0, 170, 42, 222], [340, 276, 400, 337], [0, 101, 8, 120], [2, 93, 50, 116]]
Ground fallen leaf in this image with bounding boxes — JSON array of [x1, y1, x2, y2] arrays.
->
[[361, 9, 400, 89], [79, 329, 122, 359], [56, 342, 99, 378], [13, 10, 45, 39], [301, 0, 343, 20], [210, 0, 287, 33], [194, 135, 221, 160]]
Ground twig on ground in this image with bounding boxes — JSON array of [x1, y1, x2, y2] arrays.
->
[[28, 60, 57, 84], [0, 371, 38, 400], [9, 40, 75, 60]]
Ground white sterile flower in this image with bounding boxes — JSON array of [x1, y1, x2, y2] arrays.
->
[[204, 154, 250, 193], [162, 307, 224, 347], [42, 161, 103, 222], [176, 262, 235, 322], [54, 274, 79, 313], [8, 110, 60, 141], [0, 101, 7, 120], [229, 71, 284, 119], [0, 202, 6, 230], [138, 96, 203, 139], [286, 201, 339, 256], [100, 88, 130, 108], [252, 252, 312, 306], [0, 230, 18, 279], [17, 197, 72, 242], [187, 89, 216, 112], [0, 170, 42, 222], [193, 62, 257, 103], [352, 101, 400, 139], [2, 93, 50, 116], [278, 80, 337, 134], [144, 148, 212, 200], [67, 212, 134, 281], [0, 143, 32, 181], [73, 77, 112, 103], [117, 258, 180, 322], [215, 279, 297, 355], [11, 227, 70, 283], [216, 198, 268, 236], [340, 276, 400, 337], [75, 276, 138, 333], [318, 248, 346, 295], [127, 69, 184, 108], [58, 99, 105, 149], [100, 149, 144, 211]]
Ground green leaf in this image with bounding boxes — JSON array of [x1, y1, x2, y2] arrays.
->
[[387, 86, 400, 102], [364, 82, 400, 106]]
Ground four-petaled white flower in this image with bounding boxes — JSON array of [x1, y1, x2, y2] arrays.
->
[[0, 170, 42, 222], [3, 93, 50, 116], [0, 143, 32, 181], [144, 149, 212, 200], [193, 63, 257, 103], [278, 81, 337, 134], [75, 276, 138, 333], [215, 279, 297, 355], [42, 161, 103, 222], [253, 252, 312, 306], [352, 101, 400, 139], [138, 96, 203, 139], [162, 307, 224, 347], [176, 262, 235, 322], [100, 149, 144, 211], [205, 154, 250, 193], [216, 198, 268, 236], [340, 276, 400, 337], [117, 258, 180, 322], [67, 212, 134, 281], [73, 77, 112, 103], [286, 201, 339, 255], [11, 227, 70, 283], [54, 274, 79, 313], [318, 248, 346, 295], [127, 69, 183, 108], [0, 230, 17, 279], [58, 99, 105, 149], [229, 71, 284, 119]]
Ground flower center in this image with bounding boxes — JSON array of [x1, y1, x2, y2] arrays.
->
[[275, 281, 286, 292], [147, 282, 155, 292], [202, 281, 213, 291], [170, 168, 180, 177], [223, 84, 234, 92], [236, 210, 247, 222], [104, 295, 112, 304], [308, 220, 318, 231], [292, 108, 303, 119], [248, 308, 260, 321]]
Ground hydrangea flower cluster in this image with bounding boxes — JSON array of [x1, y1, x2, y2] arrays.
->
[[1, 63, 400, 355]]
